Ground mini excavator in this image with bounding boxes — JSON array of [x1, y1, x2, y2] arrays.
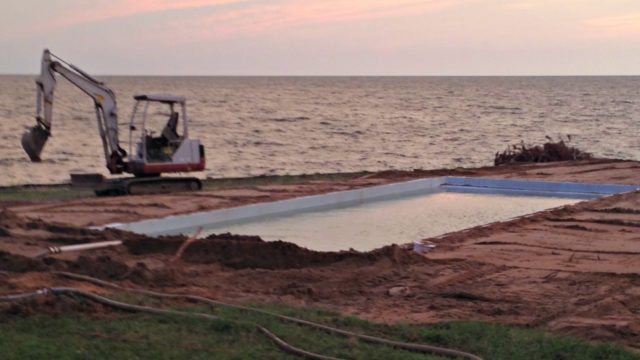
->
[[21, 49, 206, 195]]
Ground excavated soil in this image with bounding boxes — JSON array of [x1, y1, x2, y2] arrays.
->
[[2, 295, 110, 318], [126, 234, 422, 269], [0, 251, 48, 272], [2, 159, 640, 349]]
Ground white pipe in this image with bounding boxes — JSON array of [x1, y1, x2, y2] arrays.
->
[[47, 240, 122, 255]]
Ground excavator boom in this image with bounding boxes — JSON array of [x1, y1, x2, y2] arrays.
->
[[22, 49, 125, 173]]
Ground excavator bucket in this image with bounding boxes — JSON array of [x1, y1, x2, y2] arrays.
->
[[21, 125, 50, 162]]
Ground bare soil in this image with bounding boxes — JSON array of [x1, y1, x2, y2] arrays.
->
[[2, 159, 640, 349]]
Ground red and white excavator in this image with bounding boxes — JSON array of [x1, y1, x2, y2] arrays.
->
[[21, 49, 206, 195]]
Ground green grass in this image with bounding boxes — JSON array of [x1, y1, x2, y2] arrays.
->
[[0, 301, 637, 360]]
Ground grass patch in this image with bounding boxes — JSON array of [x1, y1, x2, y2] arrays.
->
[[0, 301, 636, 360]]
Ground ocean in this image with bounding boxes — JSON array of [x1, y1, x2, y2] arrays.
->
[[1, 75, 639, 186]]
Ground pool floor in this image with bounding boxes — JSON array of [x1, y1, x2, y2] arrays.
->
[[201, 191, 581, 252]]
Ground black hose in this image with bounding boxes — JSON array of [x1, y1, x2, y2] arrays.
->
[[49, 287, 220, 321], [0, 290, 46, 302], [53, 271, 483, 360], [257, 325, 341, 360]]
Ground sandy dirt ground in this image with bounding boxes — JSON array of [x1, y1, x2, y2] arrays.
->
[[1, 159, 640, 349]]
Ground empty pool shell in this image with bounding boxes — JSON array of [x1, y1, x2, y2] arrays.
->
[[102, 177, 639, 240]]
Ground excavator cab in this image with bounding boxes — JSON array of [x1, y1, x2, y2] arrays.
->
[[127, 95, 205, 177]]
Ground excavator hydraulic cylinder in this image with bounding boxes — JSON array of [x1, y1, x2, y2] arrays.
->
[[21, 125, 50, 162]]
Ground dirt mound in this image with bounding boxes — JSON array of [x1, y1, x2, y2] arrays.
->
[[494, 137, 592, 166], [25, 219, 133, 245], [65, 256, 177, 285], [0, 250, 176, 286], [0, 208, 22, 235], [0, 251, 129, 278], [0, 207, 156, 245], [125, 233, 424, 270], [1, 208, 101, 243], [0, 251, 48, 272], [0, 208, 22, 223], [43, 227, 153, 245], [66, 255, 130, 279], [1, 294, 109, 318]]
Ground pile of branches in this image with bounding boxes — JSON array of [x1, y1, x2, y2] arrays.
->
[[494, 136, 592, 166]]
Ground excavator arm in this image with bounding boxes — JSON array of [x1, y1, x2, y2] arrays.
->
[[22, 49, 127, 173]]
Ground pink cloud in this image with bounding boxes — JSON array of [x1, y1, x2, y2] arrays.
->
[[77, 0, 239, 24], [11, 0, 467, 44], [166, 0, 467, 41], [22, 0, 242, 36]]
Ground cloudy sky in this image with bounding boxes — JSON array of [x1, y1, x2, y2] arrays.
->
[[2, 0, 640, 75]]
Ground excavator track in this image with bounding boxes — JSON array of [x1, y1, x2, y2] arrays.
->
[[94, 177, 202, 196]]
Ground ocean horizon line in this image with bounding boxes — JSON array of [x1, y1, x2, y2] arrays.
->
[[1, 73, 639, 78]]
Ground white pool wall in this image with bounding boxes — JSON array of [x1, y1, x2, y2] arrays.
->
[[107, 176, 445, 236], [104, 176, 639, 237]]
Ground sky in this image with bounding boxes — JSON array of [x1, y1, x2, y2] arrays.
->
[[2, 0, 640, 75]]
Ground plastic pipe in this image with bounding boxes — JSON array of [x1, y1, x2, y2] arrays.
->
[[42, 241, 122, 256]]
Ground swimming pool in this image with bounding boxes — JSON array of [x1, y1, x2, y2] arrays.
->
[[105, 177, 638, 251]]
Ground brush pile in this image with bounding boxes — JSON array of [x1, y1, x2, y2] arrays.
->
[[494, 136, 592, 166]]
